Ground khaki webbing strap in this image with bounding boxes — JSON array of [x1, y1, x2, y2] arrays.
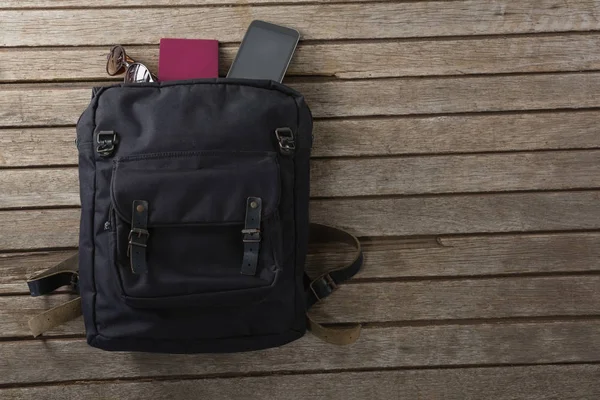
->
[[307, 314, 361, 346], [28, 297, 82, 337], [26, 253, 81, 337], [305, 223, 364, 345]]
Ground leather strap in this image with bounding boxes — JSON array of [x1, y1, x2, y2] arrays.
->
[[241, 197, 262, 276], [27, 253, 79, 296], [28, 297, 82, 337], [305, 223, 363, 345], [128, 200, 150, 274]]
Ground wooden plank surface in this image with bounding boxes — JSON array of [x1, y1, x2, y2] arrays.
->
[[3, 232, 599, 294], [0, 0, 372, 7], [2, 232, 599, 294], [3, 364, 600, 400], [2, 192, 600, 250], [3, 276, 599, 337], [2, 1, 600, 46], [3, 150, 599, 208], [4, 73, 600, 127], [2, 320, 600, 384], [4, 111, 600, 167], [4, 34, 600, 82], [0, 250, 76, 294], [312, 191, 600, 237]]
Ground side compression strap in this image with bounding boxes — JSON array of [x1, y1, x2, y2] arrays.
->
[[26, 253, 81, 337], [305, 223, 364, 345]]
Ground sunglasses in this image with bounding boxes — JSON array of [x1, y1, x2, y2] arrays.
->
[[106, 45, 157, 83]]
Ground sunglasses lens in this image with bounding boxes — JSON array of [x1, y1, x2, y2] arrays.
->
[[107, 46, 126, 76], [124, 63, 156, 83]]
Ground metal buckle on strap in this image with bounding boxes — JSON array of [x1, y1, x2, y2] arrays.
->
[[310, 273, 338, 302], [275, 127, 295, 155], [127, 228, 150, 256], [96, 130, 118, 157], [242, 228, 261, 243]]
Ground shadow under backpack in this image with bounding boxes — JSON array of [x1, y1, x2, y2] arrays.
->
[[25, 79, 363, 353]]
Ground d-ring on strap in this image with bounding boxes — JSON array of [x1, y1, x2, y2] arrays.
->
[[305, 223, 364, 345]]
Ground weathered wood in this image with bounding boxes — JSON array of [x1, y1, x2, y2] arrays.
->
[[4, 73, 600, 126], [2, 321, 600, 384], [0, 0, 375, 7], [3, 151, 599, 208], [3, 192, 600, 250], [0, 128, 77, 167], [0, 295, 81, 337], [3, 364, 600, 400], [0, 250, 76, 294], [0, 209, 80, 250], [2, 231, 597, 292], [2, 232, 599, 294], [311, 191, 600, 237], [312, 111, 600, 157], [312, 150, 600, 197], [2, 1, 600, 46], [3, 111, 600, 167], [313, 276, 600, 323], [3, 276, 600, 337], [4, 34, 600, 82]]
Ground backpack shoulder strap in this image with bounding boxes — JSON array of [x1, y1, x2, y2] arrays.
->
[[305, 223, 364, 345], [26, 253, 81, 337]]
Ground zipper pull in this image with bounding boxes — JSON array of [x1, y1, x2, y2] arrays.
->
[[275, 127, 295, 156], [104, 220, 111, 231]]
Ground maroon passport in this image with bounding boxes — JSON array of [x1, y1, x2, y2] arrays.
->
[[158, 38, 219, 81]]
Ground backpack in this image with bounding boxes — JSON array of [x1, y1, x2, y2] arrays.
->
[[25, 79, 363, 353]]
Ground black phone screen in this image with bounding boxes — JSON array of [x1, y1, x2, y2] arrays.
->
[[227, 21, 299, 82]]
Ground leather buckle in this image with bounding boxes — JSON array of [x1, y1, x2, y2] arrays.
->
[[69, 274, 80, 293], [127, 228, 150, 256], [242, 228, 261, 243], [310, 273, 338, 302]]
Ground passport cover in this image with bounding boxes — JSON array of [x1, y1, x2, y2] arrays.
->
[[159, 38, 219, 81]]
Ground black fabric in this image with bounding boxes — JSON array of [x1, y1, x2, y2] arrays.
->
[[76, 79, 313, 353]]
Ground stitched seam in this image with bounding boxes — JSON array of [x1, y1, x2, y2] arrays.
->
[[116, 150, 277, 162]]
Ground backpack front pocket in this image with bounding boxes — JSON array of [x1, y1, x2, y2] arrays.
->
[[108, 151, 284, 308]]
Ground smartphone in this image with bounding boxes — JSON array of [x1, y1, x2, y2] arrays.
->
[[227, 20, 300, 82]]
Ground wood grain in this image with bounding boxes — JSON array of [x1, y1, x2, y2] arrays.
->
[[2, 192, 600, 250], [3, 150, 599, 208], [2, 1, 600, 46], [2, 321, 600, 384], [2, 364, 600, 400], [4, 73, 600, 126], [0, 251, 76, 294], [3, 276, 600, 337], [4, 111, 600, 167], [2, 232, 599, 294], [4, 34, 600, 82], [2, 230, 597, 292], [0, 0, 375, 7], [311, 150, 600, 197], [311, 191, 600, 237]]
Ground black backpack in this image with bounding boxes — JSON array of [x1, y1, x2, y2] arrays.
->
[[25, 79, 363, 353]]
